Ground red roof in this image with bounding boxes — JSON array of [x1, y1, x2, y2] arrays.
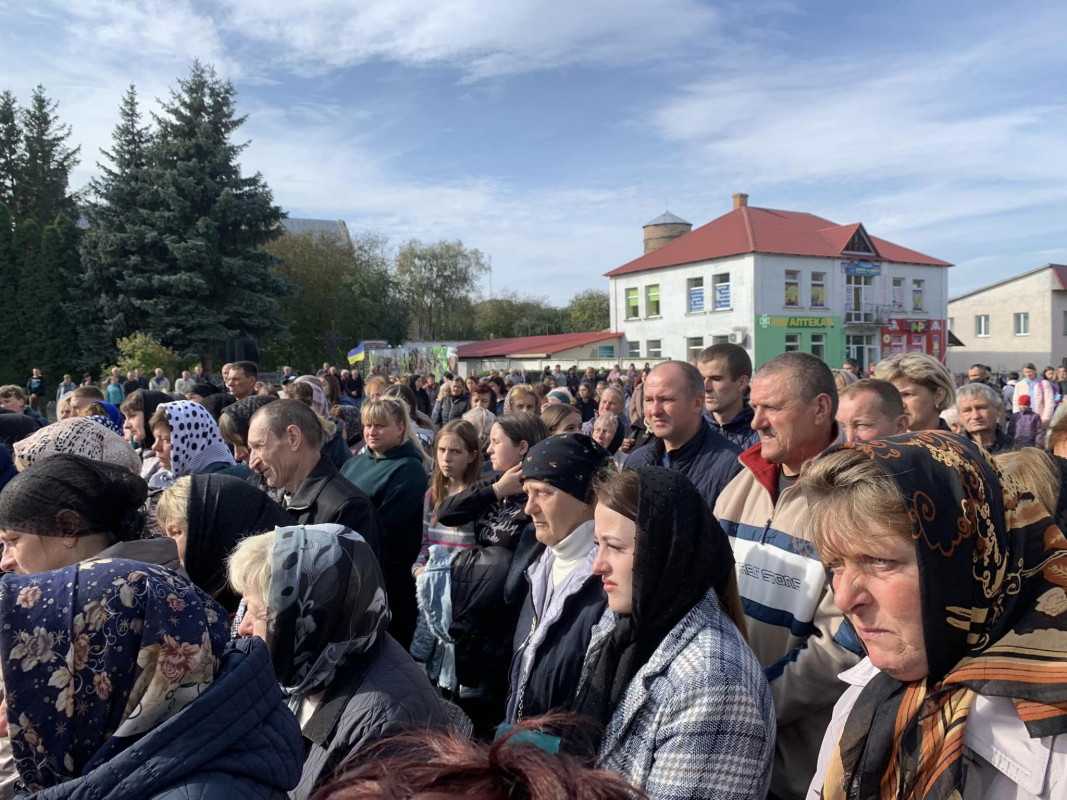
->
[[458, 331, 621, 359], [606, 206, 951, 277], [1050, 264, 1067, 290]]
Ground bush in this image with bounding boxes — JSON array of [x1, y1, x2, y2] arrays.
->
[[104, 333, 183, 382]]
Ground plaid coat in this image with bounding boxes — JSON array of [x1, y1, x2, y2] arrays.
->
[[580, 587, 775, 800]]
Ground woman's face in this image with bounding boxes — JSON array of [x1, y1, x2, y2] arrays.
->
[[123, 410, 145, 444], [599, 392, 623, 417], [228, 434, 250, 464], [58, 402, 73, 420], [579, 384, 592, 401], [237, 594, 270, 642], [891, 379, 944, 431], [826, 530, 927, 681], [162, 521, 188, 564], [364, 415, 404, 456], [436, 433, 475, 479], [592, 503, 637, 615], [0, 529, 78, 574], [486, 423, 525, 471], [592, 421, 615, 450], [550, 411, 583, 435], [510, 394, 537, 415], [1045, 368, 1056, 381], [544, 376, 557, 389], [151, 426, 173, 470]]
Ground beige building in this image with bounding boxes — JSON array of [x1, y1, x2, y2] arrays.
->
[[947, 263, 1067, 374]]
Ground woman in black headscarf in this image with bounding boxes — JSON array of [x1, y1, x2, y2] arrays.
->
[[219, 395, 278, 464], [573, 467, 774, 800], [155, 473, 292, 612]]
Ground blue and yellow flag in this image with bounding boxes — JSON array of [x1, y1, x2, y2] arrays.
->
[[347, 343, 365, 365]]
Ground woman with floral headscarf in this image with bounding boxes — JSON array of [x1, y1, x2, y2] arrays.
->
[[0, 558, 302, 798], [804, 431, 1067, 800], [228, 524, 449, 800]]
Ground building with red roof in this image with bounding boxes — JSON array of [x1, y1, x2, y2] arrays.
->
[[608, 194, 952, 370], [456, 331, 624, 373]]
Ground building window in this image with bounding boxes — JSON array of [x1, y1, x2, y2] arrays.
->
[[975, 315, 990, 337], [892, 277, 905, 308], [686, 337, 704, 362], [687, 277, 704, 313], [713, 273, 731, 310], [846, 274, 874, 323], [784, 333, 800, 352], [646, 284, 660, 317], [912, 279, 925, 311], [597, 345, 615, 358], [625, 288, 639, 320], [711, 335, 729, 345], [1014, 312, 1030, 336], [810, 333, 825, 361], [811, 272, 826, 308], [646, 340, 662, 358], [948, 317, 954, 332], [785, 270, 800, 307], [627, 340, 640, 358]]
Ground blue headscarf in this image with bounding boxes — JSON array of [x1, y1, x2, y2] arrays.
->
[[87, 401, 124, 436], [0, 560, 229, 792]]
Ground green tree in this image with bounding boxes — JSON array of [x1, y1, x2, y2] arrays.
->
[[111, 332, 182, 381], [565, 288, 609, 332], [11, 217, 42, 378], [18, 86, 79, 225], [395, 239, 488, 340], [0, 201, 16, 382], [0, 91, 22, 216], [137, 61, 289, 370], [78, 85, 164, 368]]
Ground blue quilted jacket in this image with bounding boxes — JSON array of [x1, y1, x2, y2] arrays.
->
[[21, 638, 303, 800]]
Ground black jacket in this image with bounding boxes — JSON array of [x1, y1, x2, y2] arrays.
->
[[704, 404, 760, 451], [286, 455, 385, 561], [626, 419, 743, 510], [0, 408, 40, 451], [432, 393, 470, 426]]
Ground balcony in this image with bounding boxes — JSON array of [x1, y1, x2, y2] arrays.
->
[[844, 302, 892, 325]]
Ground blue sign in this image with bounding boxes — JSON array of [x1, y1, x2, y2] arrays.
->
[[842, 261, 881, 276], [715, 282, 731, 310], [689, 286, 704, 313]]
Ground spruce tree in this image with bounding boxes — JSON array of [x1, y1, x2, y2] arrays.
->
[[12, 217, 42, 378], [0, 202, 17, 382], [0, 91, 22, 217], [143, 61, 289, 369], [78, 85, 162, 368], [29, 216, 78, 379], [19, 86, 79, 226]]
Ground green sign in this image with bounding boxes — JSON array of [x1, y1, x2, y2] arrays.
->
[[759, 315, 836, 329]]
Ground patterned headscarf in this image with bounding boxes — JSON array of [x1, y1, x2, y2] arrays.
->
[[147, 401, 236, 489], [573, 466, 735, 728], [13, 417, 141, 474], [266, 524, 390, 709], [0, 559, 228, 792], [295, 375, 329, 417], [820, 431, 1067, 800], [86, 402, 124, 436], [521, 433, 613, 502]]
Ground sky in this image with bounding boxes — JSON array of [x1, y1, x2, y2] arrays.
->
[[1, 0, 1065, 306]]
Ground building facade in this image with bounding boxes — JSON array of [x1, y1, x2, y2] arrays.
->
[[946, 264, 1067, 374], [607, 195, 952, 371]]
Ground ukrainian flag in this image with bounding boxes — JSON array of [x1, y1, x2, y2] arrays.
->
[[347, 343, 366, 365]]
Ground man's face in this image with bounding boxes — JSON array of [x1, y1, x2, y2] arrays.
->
[[182, 371, 190, 379], [643, 368, 702, 442], [227, 368, 256, 400], [698, 358, 748, 416], [836, 391, 907, 443], [470, 392, 492, 410], [69, 395, 94, 415], [451, 379, 465, 397], [958, 395, 998, 435], [194, 366, 203, 376], [842, 362, 857, 375], [749, 372, 828, 467], [0, 395, 23, 412], [1023, 366, 1038, 380], [246, 418, 299, 489], [968, 367, 984, 382], [1058, 368, 1067, 381], [62, 374, 71, 383]]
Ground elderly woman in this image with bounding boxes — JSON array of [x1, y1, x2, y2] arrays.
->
[[804, 431, 1067, 799], [574, 467, 775, 800], [0, 559, 302, 797], [12, 416, 141, 474], [581, 387, 629, 452], [228, 524, 449, 800], [872, 352, 956, 432]]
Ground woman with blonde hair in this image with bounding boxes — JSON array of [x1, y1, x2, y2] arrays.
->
[[340, 398, 430, 648], [461, 406, 497, 456], [872, 352, 956, 432], [503, 384, 538, 415]]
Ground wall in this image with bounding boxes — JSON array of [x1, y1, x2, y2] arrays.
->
[[946, 269, 1059, 373], [611, 254, 754, 361]]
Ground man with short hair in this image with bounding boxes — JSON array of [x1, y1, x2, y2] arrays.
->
[[55, 373, 77, 402], [247, 400, 383, 557], [68, 385, 105, 416], [841, 357, 859, 375], [697, 343, 758, 450], [626, 361, 741, 509], [220, 363, 234, 387], [173, 370, 195, 396], [123, 371, 140, 397], [135, 368, 149, 390], [25, 368, 47, 416], [958, 382, 1016, 454], [470, 382, 494, 411], [714, 351, 859, 800], [151, 367, 171, 392], [552, 364, 566, 385], [836, 378, 909, 443], [0, 385, 46, 428], [226, 361, 258, 400]]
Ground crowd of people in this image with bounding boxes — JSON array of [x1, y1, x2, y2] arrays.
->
[[0, 345, 1064, 799]]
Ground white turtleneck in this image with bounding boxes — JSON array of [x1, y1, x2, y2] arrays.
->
[[549, 518, 596, 591]]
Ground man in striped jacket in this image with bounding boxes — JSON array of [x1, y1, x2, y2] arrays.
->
[[714, 352, 861, 800]]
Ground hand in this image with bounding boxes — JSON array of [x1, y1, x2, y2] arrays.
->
[[619, 437, 635, 453], [495, 464, 524, 498], [413, 566, 425, 578]]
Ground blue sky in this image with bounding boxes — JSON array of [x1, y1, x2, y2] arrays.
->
[[1, 0, 1065, 306]]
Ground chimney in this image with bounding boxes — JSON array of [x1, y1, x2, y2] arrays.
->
[[733, 193, 748, 209]]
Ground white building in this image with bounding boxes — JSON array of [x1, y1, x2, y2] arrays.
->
[[606, 195, 953, 371], [947, 263, 1067, 374], [456, 331, 627, 374]]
